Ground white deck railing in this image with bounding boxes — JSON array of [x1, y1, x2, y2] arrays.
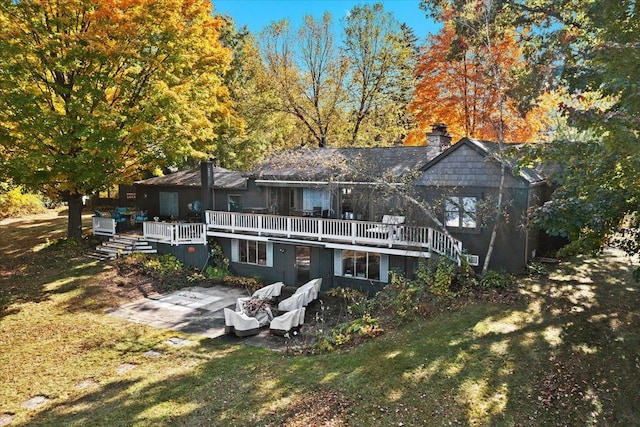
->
[[92, 216, 116, 236], [143, 222, 207, 246], [205, 211, 463, 263]]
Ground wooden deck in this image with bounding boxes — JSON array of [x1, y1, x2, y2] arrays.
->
[[93, 211, 467, 263]]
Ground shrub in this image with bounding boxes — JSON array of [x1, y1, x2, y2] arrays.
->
[[480, 270, 515, 289], [316, 314, 382, 352], [0, 185, 46, 218], [380, 271, 429, 321]]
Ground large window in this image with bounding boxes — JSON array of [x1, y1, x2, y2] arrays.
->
[[340, 250, 380, 280], [445, 196, 477, 229], [232, 239, 272, 266], [303, 188, 331, 211]]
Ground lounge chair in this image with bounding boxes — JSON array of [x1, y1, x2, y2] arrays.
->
[[223, 308, 260, 337], [270, 307, 306, 336]]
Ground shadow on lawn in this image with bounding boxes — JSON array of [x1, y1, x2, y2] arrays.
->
[[10, 250, 640, 426], [0, 211, 101, 319]]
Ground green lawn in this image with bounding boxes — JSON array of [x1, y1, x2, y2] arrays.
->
[[1, 209, 639, 426]]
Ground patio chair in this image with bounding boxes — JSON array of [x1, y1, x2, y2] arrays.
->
[[134, 210, 148, 223], [110, 211, 129, 231], [270, 307, 306, 336], [277, 291, 307, 312], [223, 308, 260, 337], [367, 215, 405, 239], [293, 278, 322, 306], [236, 281, 284, 312]]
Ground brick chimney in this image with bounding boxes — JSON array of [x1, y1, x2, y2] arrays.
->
[[200, 157, 216, 211], [426, 123, 452, 151]]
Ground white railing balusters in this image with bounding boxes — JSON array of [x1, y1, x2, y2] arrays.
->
[[203, 210, 463, 264]]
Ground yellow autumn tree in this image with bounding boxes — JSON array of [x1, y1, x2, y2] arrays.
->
[[406, 21, 551, 145], [0, 0, 237, 238]]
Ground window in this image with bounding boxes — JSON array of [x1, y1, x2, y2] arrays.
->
[[445, 196, 477, 229], [303, 188, 331, 210], [228, 195, 243, 212], [159, 192, 179, 218], [339, 250, 381, 281], [232, 239, 272, 266]]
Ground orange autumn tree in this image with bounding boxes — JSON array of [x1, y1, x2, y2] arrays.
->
[[406, 21, 550, 145]]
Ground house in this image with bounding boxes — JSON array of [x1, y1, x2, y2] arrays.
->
[[103, 124, 552, 292]]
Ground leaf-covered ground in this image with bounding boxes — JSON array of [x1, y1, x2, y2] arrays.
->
[[1, 209, 639, 426]]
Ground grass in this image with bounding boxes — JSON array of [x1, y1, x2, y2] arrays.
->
[[1, 208, 639, 426]]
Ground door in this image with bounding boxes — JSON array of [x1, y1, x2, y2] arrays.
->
[[295, 246, 311, 286], [159, 192, 179, 218]]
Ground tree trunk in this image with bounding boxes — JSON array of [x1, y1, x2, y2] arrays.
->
[[481, 163, 506, 276], [67, 193, 84, 240]]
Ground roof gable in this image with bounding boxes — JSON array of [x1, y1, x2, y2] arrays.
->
[[421, 138, 545, 184]]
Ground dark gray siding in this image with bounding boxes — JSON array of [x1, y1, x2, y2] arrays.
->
[[156, 243, 210, 269], [416, 143, 529, 189], [414, 143, 541, 273]]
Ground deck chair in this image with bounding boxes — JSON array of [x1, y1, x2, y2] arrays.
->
[[134, 210, 148, 223], [110, 211, 129, 231], [223, 308, 260, 337], [277, 292, 307, 312], [293, 278, 322, 306], [236, 282, 284, 312], [270, 307, 306, 336]]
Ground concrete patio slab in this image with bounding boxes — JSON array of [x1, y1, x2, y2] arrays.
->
[[106, 285, 249, 338]]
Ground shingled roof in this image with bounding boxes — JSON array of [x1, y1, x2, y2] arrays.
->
[[135, 167, 247, 189], [252, 146, 443, 182]]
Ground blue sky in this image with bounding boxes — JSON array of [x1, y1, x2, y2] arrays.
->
[[213, 0, 440, 43]]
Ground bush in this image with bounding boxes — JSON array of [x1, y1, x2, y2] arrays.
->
[[0, 185, 46, 218], [480, 270, 515, 289], [316, 314, 382, 352]]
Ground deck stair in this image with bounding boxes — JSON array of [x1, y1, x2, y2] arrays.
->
[[89, 234, 157, 260]]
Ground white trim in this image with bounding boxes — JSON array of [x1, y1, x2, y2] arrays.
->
[[255, 180, 402, 187], [231, 238, 273, 267], [334, 250, 343, 275], [231, 239, 239, 262]]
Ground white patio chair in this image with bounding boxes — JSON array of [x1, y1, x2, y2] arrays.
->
[[294, 278, 322, 305], [223, 308, 260, 337], [270, 307, 306, 336], [236, 281, 284, 312], [277, 292, 307, 312]]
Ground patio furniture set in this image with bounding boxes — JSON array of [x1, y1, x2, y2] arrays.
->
[[224, 278, 322, 337], [94, 207, 148, 231]]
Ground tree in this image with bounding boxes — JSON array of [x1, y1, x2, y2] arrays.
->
[[259, 14, 347, 147], [216, 18, 297, 170], [341, 3, 418, 146], [0, 0, 236, 238], [426, 0, 640, 274], [518, 0, 640, 268], [407, 17, 551, 144]]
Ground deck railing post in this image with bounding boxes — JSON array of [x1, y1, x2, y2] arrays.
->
[[351, 222, 357, 244]]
